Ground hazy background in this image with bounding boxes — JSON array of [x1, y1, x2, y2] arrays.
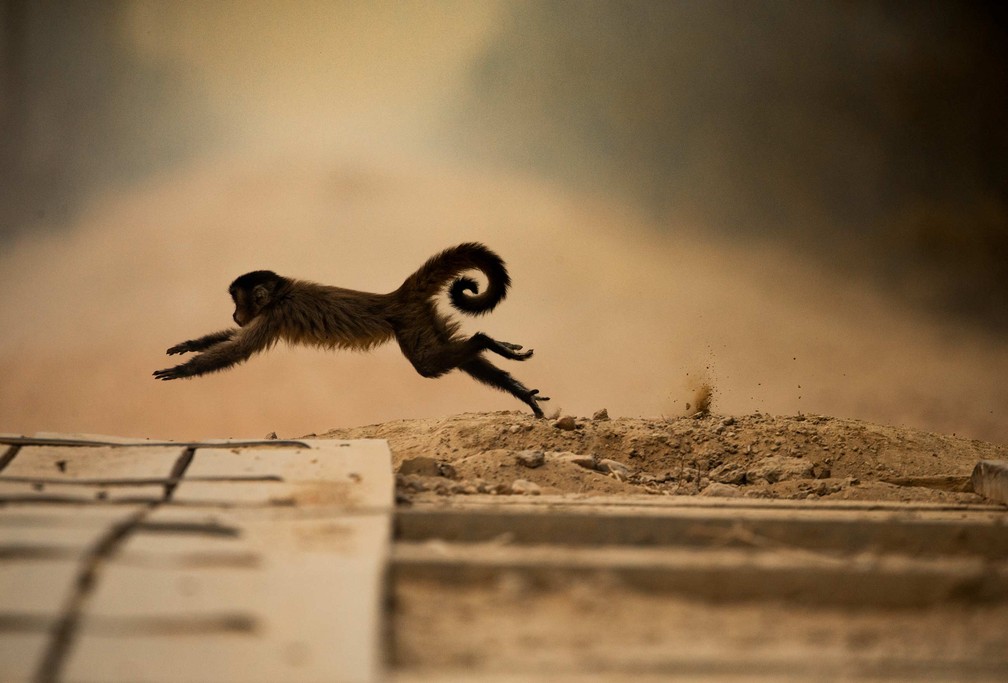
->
[[1, 0, 1006, 443]]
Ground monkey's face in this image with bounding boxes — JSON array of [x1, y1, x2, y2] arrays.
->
[[230, 286, 269, 326], [228, 270, 283, 327]]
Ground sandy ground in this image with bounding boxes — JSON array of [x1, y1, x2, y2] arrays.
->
[[320, 410, 1006, 505], [351, 410, 1008, 679]]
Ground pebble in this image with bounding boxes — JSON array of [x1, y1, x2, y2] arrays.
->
[[398, 456, 438, 477], [399, 456, 451, 478], [700, 482, 742, 497], [516, 450, 546, 468], [592, 408, 610, 421], [597, 458, 631, 479], [510, 479, 541, 495], [554, 452, 598, 470], [554, 416, 578, 431]]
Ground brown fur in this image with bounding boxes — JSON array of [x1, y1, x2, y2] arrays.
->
[[154, 243, 549, 417]]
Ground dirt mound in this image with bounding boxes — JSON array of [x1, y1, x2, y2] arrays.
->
[[316, 411, 1006, 505]]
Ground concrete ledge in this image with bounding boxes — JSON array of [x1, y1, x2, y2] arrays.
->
[[972, 460, 1008, 505]]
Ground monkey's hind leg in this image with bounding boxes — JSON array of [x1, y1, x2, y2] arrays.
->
[[470, 332, 534, 361], [459, 355, 550, 418]]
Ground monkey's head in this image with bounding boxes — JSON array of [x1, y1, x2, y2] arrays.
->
[[229, 270, 284, 326]]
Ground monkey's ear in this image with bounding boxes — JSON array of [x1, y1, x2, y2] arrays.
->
[[252, 284, 271, 308]]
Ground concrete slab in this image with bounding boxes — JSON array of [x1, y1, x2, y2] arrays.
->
[[3, 445, 186, 480], [0, 633, 53, 683], [0, 436, 394, 683], [393, 541, 1008, 607], [174, 439, 392, 509], [68, 512, 390, 683], [397, 502, 1008, 559]]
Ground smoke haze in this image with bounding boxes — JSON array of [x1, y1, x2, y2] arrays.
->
[[1, 1, 1005, 443]]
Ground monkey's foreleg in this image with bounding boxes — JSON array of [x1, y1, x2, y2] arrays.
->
[[459, 356, 550, 418], [154, 338, 257, 380], [166, 329, 237, 355]]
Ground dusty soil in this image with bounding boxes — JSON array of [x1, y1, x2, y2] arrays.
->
[[317, 410, 1007, 505], [327, 410, 1008, 679]]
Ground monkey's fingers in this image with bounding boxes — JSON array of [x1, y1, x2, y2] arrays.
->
[[524, 389, 550, 418], [153, 366, 186, 380], [166, 342, 193, 355]]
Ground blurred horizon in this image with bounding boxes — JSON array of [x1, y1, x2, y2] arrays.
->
[[1, 1, 1006, 442]]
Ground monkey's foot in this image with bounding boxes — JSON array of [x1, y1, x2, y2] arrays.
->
[[495, 340, 534, 361], [524, 389, 550, 418]]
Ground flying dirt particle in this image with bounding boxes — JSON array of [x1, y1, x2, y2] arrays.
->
[[690, 383, 713, 417]]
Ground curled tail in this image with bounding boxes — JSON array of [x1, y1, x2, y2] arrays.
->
[[396, 243, 511, 315]]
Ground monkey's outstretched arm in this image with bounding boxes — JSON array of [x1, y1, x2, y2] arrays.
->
[[154, 323, 271, 380], [166, 329, 238, 355]]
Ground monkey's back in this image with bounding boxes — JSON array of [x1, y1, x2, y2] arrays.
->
[[276, 281, 395, 351]]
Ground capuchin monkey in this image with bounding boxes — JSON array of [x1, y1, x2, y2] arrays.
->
[[153, 243, 550, 417]]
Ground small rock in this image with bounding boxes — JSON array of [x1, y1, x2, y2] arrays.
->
[[700, 482, 742, 497], [264, 432, 278, 440], [511, 479, 541, 495], [554, 416, 578, 431], [597, 458, 631, 479], [554, 452, 598, 470], [398, 456, 442, 477], [515, 450, 546, 468], [592, 408, 610, 421], [396, 474, 429, 492], [746, 455, 814, 484], [509, 425, 523, 434], [709, 462, 747, 485], [720, 416, 736, 427], [437, 462, 458, 479]]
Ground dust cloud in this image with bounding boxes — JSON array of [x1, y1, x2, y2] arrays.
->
[[1, 2, 1005, 443]]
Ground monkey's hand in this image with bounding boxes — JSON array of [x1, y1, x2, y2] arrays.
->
[[166, 342, 197, 356], [153, 364, 193, 380], [166, 329, 237, 355]]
